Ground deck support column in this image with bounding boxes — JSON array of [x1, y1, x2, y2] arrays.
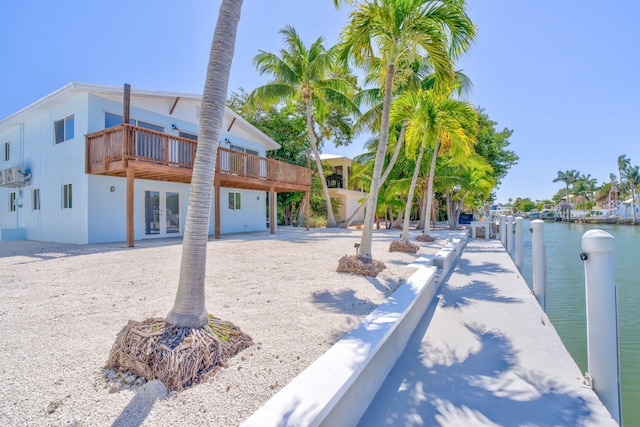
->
[[126, 167, 134, 247], [214, 178, 221, 239], [270, 187, 275, 235], [305, 190, 310, 231]]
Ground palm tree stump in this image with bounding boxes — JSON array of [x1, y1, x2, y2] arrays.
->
[[389, 240, 419, 253], [106, 316, 252, 391], [337, 255, 386, 277]]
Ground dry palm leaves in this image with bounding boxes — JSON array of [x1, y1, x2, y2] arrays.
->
[[106, 315, 252, 391], [337, 255, 386, 277], [416, 234, 436, 242], [389, 240, 419, 253]]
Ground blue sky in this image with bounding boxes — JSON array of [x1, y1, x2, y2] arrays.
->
[[2, 0, 638, 203]]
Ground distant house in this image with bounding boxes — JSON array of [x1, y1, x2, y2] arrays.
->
[[0, 82, 310, 244], [320, 154, 366, 224]]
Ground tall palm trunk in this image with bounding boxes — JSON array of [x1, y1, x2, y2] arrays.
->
[[305, 98, 337, 227], [359, 64, 395, 262], [422, 139, 441, 236], [400, 146, 425, 241], [167, 0, 243, 328], [340, 121, 406, 228]]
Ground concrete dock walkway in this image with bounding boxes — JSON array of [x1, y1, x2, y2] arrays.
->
[[357, 238, 616, 426]]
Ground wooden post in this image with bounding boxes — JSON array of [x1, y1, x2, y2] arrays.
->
[[305, 190, 310, 231], [123, 83, 131, 124], [214, 179, 221, 239], [270, 187, 275, 235], [126, 167, 134, 247]]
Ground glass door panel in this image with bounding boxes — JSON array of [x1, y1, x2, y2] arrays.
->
[[165, 192, 180, 234], [144, 191, 160, 235]]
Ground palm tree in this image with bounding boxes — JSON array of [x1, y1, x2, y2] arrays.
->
[[552, 169, 579, 205], [624, 164, 640, 224], [617, 154, 631, 196], [249, 25, 358, 228], [573, 173, 597, 212], [167, 0, 242, 326], [339, 0, 475, 262], [398, 88, 476, 238], [109, 0, 251, 391]]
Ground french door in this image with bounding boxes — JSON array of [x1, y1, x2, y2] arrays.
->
[[144, 190, 181, 237]]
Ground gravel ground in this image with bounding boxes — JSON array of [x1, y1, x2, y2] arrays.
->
[[0, 227, 447, 426]]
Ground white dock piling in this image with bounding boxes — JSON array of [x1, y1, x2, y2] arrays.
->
[[515, 217, 523, 268], [506, 215, 514, 254], [531, 219, 546, 311], [499, 215, 507, 246], [581, 229, 622, 424]]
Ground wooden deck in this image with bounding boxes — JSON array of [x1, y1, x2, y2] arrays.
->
[[85, 124, 311, 245], [85, 124, 311, 192]]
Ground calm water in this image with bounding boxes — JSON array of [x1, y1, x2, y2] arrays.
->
[[514, 220, 639, 426]]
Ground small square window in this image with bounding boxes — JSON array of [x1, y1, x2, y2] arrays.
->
[[3, 142, 9, 162], [62, 184, 72, 209], [54, 115, 74, 144], [228, 192, 241, 210], [9, 192, 16, 212], [33, 188, 40, 211]]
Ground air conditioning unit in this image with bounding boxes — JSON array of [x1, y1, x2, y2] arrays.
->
[[0, 169, 6, 186], [5, 166, 25, 186]]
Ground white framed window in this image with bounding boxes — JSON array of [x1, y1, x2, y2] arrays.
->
[[104, 112, 164, 132], [54, 115, 74, 144], [62, 184, 72, 209], [9, 192, 16, 212], [229, 144, 259, 156], [3, 142, 9, 161], [178, 131, 198, 141], [228, 192, 241, 210], [33, 188, 40, 211]]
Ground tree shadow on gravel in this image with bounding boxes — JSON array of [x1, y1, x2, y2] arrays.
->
[[111, 380, 168, 427], [312, 289, 376, 315]]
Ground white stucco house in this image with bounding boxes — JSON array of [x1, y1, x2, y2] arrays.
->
[[0, 82, 310, 245], [320, 154, 366, 224]]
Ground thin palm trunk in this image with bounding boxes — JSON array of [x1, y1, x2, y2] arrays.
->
[[166, 0, 242, 328], [400, 146, 425, 241], [340, 121, 406, 228], [422, 139, 440, 236], [359, 64, 395, 262], [304, 99, 337, 227]]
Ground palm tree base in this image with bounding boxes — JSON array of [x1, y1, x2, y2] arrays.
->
[[416, 234, 436, 242], [106, 316, 252, 391], [389, 240, 419, 253], [337, 255, 386, 277]]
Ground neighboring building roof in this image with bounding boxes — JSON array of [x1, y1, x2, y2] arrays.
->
[[0, 82, 280, 150], [319, 153, 349, 161]]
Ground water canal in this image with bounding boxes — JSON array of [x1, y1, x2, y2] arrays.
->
[[515, 220, 639, 425]]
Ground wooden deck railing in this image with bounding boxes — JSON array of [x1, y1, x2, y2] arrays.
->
[[86, 124, 311, 187]]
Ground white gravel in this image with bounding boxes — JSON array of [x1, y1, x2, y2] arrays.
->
[[0, 227, 445, 426]]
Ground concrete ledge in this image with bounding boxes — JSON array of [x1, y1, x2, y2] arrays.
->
[[0, 228, 26, 241], [433, 238, 464, 272], [241, 265, 439, 427]]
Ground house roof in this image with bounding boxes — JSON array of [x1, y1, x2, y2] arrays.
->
[[0, 82, 280, 150]]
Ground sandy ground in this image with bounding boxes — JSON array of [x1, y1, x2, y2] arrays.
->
[[0, 226, 450, 426]]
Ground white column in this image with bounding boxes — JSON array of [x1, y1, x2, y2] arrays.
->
[[531, 219, 546, 311], [515, 217, 523, 268], [499, 215, 507, 246], [506, 215, 514, 254], [581, 229, 621, 424]]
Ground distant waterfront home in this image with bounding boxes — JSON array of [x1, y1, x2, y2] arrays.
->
[[0, 83, 310, 245], [320, 154, 366, 224]]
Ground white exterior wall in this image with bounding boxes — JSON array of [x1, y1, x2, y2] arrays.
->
[[0, 93, 90, 243], [219, 188, 267, 234], [0, 84, 275, 244]]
